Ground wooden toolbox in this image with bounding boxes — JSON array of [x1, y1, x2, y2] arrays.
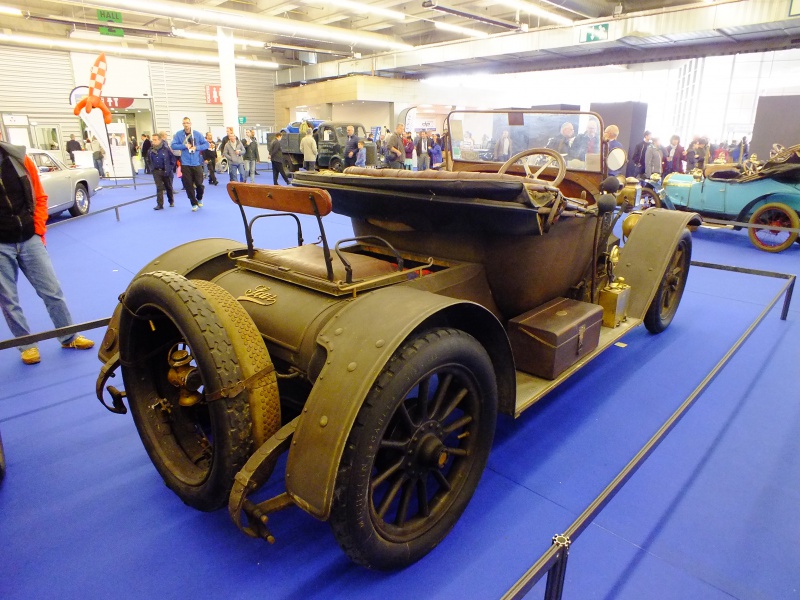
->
[[508, 297, 603, 379]]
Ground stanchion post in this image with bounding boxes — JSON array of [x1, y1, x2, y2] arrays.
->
[[543, 534, 571, 600]]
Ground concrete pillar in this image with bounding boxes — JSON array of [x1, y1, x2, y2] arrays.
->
[[217, 27, 238, 131]]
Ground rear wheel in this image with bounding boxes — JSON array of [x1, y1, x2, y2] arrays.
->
[[329, 328, 497, 569], [119, 271, 279, 511], [645, 230, 692, 334], [68, 183, 90, 217], [748, 203, 799, 253], [329, 157, 343, 172]]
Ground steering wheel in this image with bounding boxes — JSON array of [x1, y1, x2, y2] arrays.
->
[[498, 148, 567, 187], [770, 143, 785, 159], [742, 158, 759, 176]]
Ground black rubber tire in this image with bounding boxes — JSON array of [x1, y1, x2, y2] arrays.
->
[[329, 157, 343, 173], [329, 328, 498, 570], [119, 271, 254, 511], [68, 183, 90, 217], [190, 280, 281, 448], [747, 203, 799, 253], [644, 229, 692, 334], [0, 429, 6, 483]]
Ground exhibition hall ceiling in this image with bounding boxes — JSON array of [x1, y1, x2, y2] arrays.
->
[[1, 0, 799, 82]]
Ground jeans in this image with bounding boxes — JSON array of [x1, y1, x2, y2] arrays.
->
[[229, 162, 246, 183], [244, 160, 256, 183], [0, 236, 76, 351], [181, 165, 205, 206], [94, 158, 104, 177], [272, 160, 289, 185], [152, 170, 174, 207]]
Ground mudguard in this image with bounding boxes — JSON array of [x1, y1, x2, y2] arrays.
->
[[617, 208, 701, 320], [97, 238, 245, 364], [285, 285, 513, 521]]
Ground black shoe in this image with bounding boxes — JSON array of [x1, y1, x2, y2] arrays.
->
[[153, 206, 164, 210]]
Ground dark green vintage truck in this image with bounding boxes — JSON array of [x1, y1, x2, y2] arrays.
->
[[268, 121, 378, 172]]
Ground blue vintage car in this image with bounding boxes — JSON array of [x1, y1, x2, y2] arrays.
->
[[282, 118, 326, 133], [661, 144, 800, 252]]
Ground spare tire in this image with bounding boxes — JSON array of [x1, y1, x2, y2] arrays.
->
[[119, 271, 279, 511]]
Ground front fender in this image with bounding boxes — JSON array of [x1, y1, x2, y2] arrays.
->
[[285, 285, 512, 521], [617, 208, 700, 321]]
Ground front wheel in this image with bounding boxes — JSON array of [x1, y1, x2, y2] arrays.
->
[[329, 328, 498, 570], [644, 229, 692, 334], [748, 203, 799, 253], [68, 183, 90, 217], [639, 187, 662, 210]]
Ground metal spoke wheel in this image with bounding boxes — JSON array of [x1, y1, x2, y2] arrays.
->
[[68, 183, 90, 217], [118, 271, 279, 511], [498, 148, 567, 186], [748, 203, 799, 253], [330, 328, 497, 570], [638, 187, 662, 210], [644, 229, 692, 334]]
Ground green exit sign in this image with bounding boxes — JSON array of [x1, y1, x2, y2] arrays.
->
[[238, 116, 247, 124], [579, 23, 609, 43], [97, 10, 123, 23]]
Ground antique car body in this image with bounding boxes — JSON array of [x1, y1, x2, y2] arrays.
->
[[95, 110, 699, 570], [269, 121, 378, 172], [27, 149, 101, 217], [662, 144, 800, 252]]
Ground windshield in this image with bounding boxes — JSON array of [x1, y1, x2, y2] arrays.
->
[[447, 110, 604, 174]]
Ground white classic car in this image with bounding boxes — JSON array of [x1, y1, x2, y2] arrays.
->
[[27, 149, 101, 217]]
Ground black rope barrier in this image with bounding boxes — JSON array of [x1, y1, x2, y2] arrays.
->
[[501, 262, 795, 600]]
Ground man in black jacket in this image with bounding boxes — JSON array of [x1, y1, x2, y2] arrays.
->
[[631, 130, 651, 177], [140, 134, 152, 174], [149, 132, 176, 209], [268, 132, 290, 185], [0, 133, 94, 364]]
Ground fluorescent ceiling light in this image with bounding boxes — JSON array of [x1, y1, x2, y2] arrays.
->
[[306, 0, 405, 21], [0, 4, 22, 15], [422, 0, 519, 31], [0, 32, 281, 68], [434, 21, 489, 39], [61, 0, 412, 51], [497, 0, 573, 26], [172, 28, 265, 49]]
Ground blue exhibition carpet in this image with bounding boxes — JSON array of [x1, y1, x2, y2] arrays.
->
[[1, 175, 798, 599]]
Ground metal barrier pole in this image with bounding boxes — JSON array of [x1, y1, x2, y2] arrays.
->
[[0, 318, 111, 351], [501, 263, 795, 600]]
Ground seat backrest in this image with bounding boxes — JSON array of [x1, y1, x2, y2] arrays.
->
[[227, 182, 332, 216]]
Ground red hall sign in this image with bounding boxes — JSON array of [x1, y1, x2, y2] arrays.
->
[[104, 97, 135, 109], [205, 85, 222, 104]]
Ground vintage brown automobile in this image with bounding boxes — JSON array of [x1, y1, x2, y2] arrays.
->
[[95, 110, 700, 570]]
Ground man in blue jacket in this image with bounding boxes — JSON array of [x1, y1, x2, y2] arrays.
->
[[171, 117, 209, 212]]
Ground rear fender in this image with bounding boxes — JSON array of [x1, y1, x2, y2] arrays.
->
[[97, 238, 245, 364], [616, 208, 700, 321], [285, 285, 513, 521]]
